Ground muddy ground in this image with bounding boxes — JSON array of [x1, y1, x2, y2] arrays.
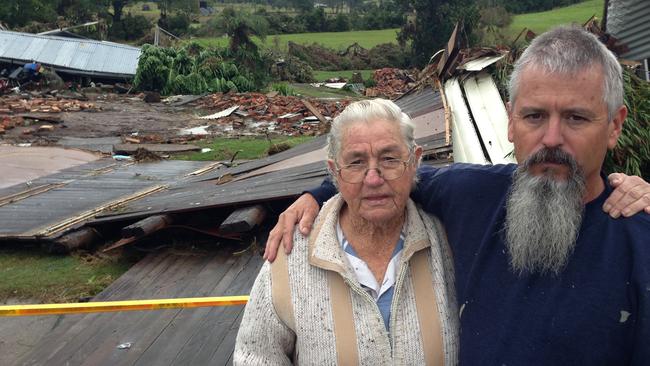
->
[[1, 93, 212, 146]]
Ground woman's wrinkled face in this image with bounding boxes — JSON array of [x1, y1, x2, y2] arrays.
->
[[327, 119, 421, 225]]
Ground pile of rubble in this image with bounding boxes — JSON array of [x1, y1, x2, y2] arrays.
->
[[196, 93, 352, 135], [0, 94, 99, 136], [0, 94, 98, 114], [365, 68, 416, 99]]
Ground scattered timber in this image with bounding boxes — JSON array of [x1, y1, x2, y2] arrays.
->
[[121, 214, 174, 238], [219, 205, 267, 233], [113, 143, 201, 154], [48, 227, 100, 253]]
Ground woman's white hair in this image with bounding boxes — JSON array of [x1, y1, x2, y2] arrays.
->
[[326, 98, 416, 161], [508, 25, 623, 121]]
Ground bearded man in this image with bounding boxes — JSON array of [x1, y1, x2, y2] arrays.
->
[[264, 26, 650, 364]]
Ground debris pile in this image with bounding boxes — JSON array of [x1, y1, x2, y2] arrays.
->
[[0, 95, 99, 114], [365, 68, 416, 99], [197, 93, 352, 135]]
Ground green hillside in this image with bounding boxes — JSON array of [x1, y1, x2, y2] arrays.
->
[[507, 0, 605, 37], [193, 28, 400, 51]]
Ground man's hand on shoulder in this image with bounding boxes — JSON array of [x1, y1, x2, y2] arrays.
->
[[604, 173, 650, 218], [264, 193, 320, 262]]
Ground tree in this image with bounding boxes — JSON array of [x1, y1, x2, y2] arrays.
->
[[0, 0, 56, 28], [290, 0, 313, 13], [110, 0, 129, 23], [397, 0, 479, 67], [54, 0, 102, 24], [217, 7, 269, 53], [158, 0, 195, 22], [304, 8, 328, 32]]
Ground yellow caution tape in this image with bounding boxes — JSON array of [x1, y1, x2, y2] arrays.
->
[[0, 295, 249, 317]]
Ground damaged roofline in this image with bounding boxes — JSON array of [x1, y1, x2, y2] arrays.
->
[[0, 58, 135, 79]]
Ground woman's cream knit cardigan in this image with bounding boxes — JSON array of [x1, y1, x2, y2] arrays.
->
[[235, 195, 458, 365]]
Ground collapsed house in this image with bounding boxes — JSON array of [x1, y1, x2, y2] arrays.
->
[[6, 20, 644, 365], [0, 30, 141, 80], [0, 47, 508, 362]]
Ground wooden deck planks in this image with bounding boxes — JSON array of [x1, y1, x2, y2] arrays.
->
[[18, 247, 263, 366]]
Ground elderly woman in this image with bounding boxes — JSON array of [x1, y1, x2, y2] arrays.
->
[[235, 99, 458, 365]]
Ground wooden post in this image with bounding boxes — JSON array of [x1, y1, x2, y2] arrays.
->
[[121, 214, 174, 238], [48, 227, 99, 254], [436, 78, 452, 146], [219, 205, 267, 233]]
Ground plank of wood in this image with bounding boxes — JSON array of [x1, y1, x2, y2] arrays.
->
[[301, 99, 327, 124], [20, 114, 63, 124], [168, 253, 258, 365], [130, 253, 248, 366], [219, 205, 266, 233], [182, 253, 263, 365], [112, 144, 201, 154], [210, 308, 246, 365]]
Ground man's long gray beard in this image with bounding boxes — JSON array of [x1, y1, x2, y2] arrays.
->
[[505, 148, 586, 276]]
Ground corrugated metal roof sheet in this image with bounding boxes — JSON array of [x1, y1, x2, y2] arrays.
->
[[444, 78, 489, 164], [91, 132, 451, 223], [395, 86, 443, 118], [0, 159, 213, 240], [0, 30, 141, 78], [606, 0, 650, 61], [462, 72, 515, 164], [459, 55, 505, 71]]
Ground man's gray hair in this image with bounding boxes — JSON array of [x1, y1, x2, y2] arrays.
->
[[508, 25, 623, 121], [326, 98, 416, 161]]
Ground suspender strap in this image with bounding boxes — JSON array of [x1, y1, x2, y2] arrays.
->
[[328, 271, 359, 366], [411, 249, 444, 366], [270, 249, 296, 332]]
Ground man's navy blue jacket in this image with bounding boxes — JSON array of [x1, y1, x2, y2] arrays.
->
[[310, 163, 650, 365]]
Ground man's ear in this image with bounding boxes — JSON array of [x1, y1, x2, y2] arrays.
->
[[607, 105, 627, 149], [507, 101, 514, 143], [414, 145, 423, 166]]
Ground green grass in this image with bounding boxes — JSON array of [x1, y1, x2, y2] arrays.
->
[[290, 83, 361, 98], [313, 69, 374, 82], [507, 0, 605, 37], [193, 28, 400, 51], [0, 249, 133, 303], [174, 136, 315, 161]]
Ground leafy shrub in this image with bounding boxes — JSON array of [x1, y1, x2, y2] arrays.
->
[[135, 44, 265, 94], [272, 83, 297, 96], [368, 43, 410, 69], [604, 69, 650, 180], [363, 78, 377, 88], [168, 73, 208, 95], [171, 49, 193, 76], [134, 44, 175, 92]]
